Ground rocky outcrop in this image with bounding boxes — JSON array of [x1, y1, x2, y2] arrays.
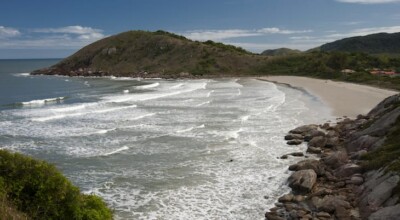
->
[[265, 94, 400, 220]]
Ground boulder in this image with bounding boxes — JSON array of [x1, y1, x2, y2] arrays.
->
[[289, 152, 304, 157], [289, 124, 318, 134], [278, 194, 294, 203], [304, 129, 326, 141], [288, 169, 317, 193], [335, 163, 363, 178], [287, 140, 302, 145], [350, 176, 364, 185], [308, 136, 327, 148], [326, 137, 340, 148], [284, 134, 303, 140], [322, 151, 348, 169], [307, 146, 322, 154], [288, 159, 324, 176], [312, 195, 351, 213], [369, 204, 400, 220], [326, 130, 339, 138]]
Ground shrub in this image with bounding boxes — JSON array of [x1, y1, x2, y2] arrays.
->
[[0, 149, 112, 220]]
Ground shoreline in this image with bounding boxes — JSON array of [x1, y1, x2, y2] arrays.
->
[[258, 76, 398, 118]]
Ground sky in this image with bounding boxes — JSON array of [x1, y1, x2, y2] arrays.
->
[[1, 0, 400, 59]]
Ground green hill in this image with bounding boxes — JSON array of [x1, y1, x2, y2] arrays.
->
[[32, 30, 265, 78], [319, 32, 400, 55], [261, 48, 301, 56]]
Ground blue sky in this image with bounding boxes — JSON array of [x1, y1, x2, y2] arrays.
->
[[1, 0, 400, 58]]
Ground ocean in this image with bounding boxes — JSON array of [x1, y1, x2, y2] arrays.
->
[[0, 59, 333, 219]]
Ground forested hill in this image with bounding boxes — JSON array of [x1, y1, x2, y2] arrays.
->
[[261, 48, 302, 56], [319, 32, 400, 54], [32, 30, 265, 78]]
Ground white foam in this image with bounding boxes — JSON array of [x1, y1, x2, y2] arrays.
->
[[21, 97, 66, 105], [102, 146, 129, 156], [195, 101, 210, 107], [237, 88, 242, 96], [12, 72, 30, 77], [176, 124, 205, 133], [207, 90, 214, 98], [123, 90, 129, 94], [84, 81, 90, 87], [104, 82, 206, 103], [50, 103, 93, 113], [130, 113, 156, 121], [241, 115, 251, 122], [32, 104, 137, 122], [170, 83, 184, 89], [136, 82, 160, 89]]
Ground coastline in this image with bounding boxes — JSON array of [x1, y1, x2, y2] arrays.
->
[[261, 76, 400, 219], [258, 76, 398, 118]]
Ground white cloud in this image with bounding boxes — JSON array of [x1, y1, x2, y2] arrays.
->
[[336, 0, 400, 4], [34, 25, 104, 40], [258, 28, 312, 34], [183, 27, 312, 41], [0, 25, 105, 49], [0, 26, 20, 38], [326, 25, 400, 38]]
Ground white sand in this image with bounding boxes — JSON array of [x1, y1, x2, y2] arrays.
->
[[259, 76, 398, 118]]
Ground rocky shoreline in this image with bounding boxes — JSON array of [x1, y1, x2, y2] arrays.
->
[[265, 94, 400, 220]]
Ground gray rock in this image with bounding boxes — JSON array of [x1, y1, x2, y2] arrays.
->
[[307, 146, 322, 154], [335, 163, 363, 178], [335, 205, 350, 220], [308, 136, 327, 148], [304, 129, 326, 141], [322, 151, 348, 169], [288, 169, 317, 193], [312, 195, 351, 213], [317, 212, 331, 218], [284, 133, 303, 140], [326, 130, 339, 138], [289, 124, 318, 134], [278, 194, 294, 203], [350, 149, 368, 160], [289, 152, 304, 157], [359, 106, 400, 137], [383, 195, 399, 207], [288, 159, 324, 176], [326, 137, 340, 148], [287, 140, 303, 145], [369, 204, 400, 220], [366, 175, 400, 208], [350, 176, 364, 185], [346, 135, 381, 153]]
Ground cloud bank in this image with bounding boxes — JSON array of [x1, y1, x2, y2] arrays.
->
[[0, 25, 105, 49], [183, 28, 312, 41]]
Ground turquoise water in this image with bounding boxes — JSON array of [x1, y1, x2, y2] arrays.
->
[[0, 59, 333, 219]]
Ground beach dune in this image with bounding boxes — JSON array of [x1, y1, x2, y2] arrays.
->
[[260, 76, 398, 118]]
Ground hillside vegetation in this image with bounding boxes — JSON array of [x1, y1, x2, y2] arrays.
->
[[33, 30, 264, 78], [318, 32, 400, 55], [0, 149, 112, 220], [261, 48, 301, 56], [32, 30, 400, 90]]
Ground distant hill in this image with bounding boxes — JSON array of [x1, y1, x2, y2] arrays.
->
[[319, 32, 400, 54], [32, 30, 265, 78], [261, 48, 301, 56]]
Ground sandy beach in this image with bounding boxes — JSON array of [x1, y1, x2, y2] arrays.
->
[[259, 76, 399, 118]]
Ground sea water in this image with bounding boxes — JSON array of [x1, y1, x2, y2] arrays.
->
[[0, 59, 333, 219]]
